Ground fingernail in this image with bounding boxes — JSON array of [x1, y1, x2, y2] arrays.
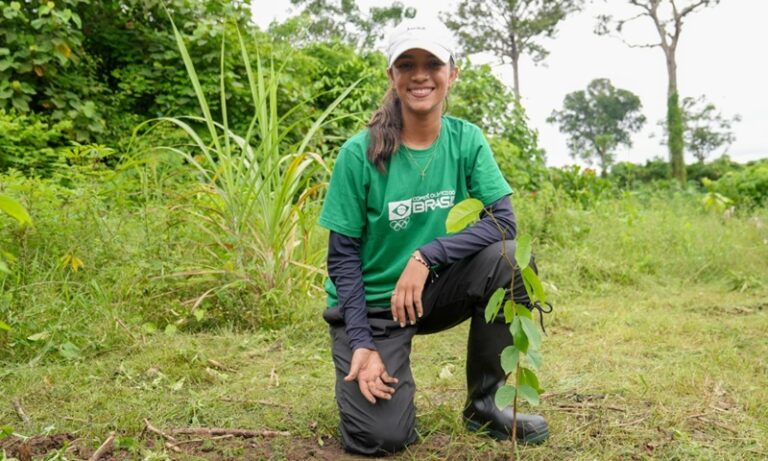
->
[[393, 316, 397, 322], [410, 320, 415, 325], [400, 322, 405, 327], [418, 312, 423, 318]]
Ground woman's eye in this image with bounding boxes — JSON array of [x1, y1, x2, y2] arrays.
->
[[397, 62, 414, 70]]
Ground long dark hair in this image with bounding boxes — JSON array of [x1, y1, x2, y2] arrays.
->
[[366, 88, 403, 173], [366, 59, 455, 173]]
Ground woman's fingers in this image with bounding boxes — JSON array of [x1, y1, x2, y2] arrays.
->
[[391, 291, 405, 327], [403, 289, 417, 325], [359, 381, 376, 404], [381, 371, 398, 384]]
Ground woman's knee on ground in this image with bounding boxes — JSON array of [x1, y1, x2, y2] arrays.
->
[[340, 411, 415, 455]]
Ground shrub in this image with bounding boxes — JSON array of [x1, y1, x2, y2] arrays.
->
[[0, 109, 70, 176], [706, 160, 768, 209], [548, 165, 615, 207]]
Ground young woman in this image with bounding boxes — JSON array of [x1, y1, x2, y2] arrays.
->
[[318, 18, 549, 455]]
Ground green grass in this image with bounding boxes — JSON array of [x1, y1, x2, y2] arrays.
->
[[2, 284, 766, 460], [3, 175, 768, 459]]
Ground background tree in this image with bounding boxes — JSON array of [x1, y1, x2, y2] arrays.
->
[[279, 0, 415, 50], [548, 78, 646, 175], [681, 96, 740, 163], [442, 0, 582, 98], [597, 0, 722, 183], [657, 95, 740, 164]]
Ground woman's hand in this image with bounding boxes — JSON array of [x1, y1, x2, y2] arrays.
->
[[344, 348, 398, 404], [390, 251, 430, 327]]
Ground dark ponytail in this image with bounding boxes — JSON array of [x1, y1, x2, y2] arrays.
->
[[366, 88, 403, 173]]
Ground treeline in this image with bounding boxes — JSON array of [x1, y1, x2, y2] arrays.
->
[[1, 0, 766, 206], [0, 0, 542, 182]]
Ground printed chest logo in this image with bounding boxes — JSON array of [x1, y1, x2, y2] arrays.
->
[[388, 190, 456, 231]]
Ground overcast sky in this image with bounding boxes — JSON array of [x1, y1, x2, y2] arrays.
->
[[252, 0, 768, 167]]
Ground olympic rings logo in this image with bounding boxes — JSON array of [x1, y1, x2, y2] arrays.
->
[[390, 218, 409, 231]]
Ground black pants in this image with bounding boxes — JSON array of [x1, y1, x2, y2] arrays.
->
[[323, 240, 534, 456]]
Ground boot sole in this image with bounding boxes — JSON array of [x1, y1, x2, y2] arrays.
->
[[465, 418, 550, 445]]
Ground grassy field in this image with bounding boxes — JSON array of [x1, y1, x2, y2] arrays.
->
[[2, 183, 768, 460], [2, 284, 767, 460]]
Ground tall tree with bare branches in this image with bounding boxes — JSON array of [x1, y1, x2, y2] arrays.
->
[[443, 0, 582, 99], [597, 0, 721, 183]]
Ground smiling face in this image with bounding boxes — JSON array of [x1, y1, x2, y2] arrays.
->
[[388, 48, 459, 119]]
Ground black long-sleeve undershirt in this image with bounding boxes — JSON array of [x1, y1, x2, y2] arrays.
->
[[327, 195, 517, 351]]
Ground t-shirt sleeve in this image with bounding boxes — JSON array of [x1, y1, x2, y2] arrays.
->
[[467, 125, 513, 205], [318, 146, 367, 238]]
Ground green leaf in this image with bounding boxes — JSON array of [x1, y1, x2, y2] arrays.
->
[[0, 425, 13, 440], [515, 303, 532, 320], [519, 367, 542, 392], [518, 384, 540, 405], [500, 346, 519, 374], [502, 300, 514, 322], [511, 317, 528, 353], [141, 322, 157, 334], [0, 194, 32, 225], [522, 266, 546, 303], [514, 235, 532, 270], [526, 347, 543, 371], [164, 324, 177, 335], [27, 331, 50, 342], [58, 342, 82, 360], [484, 287, 505, 323], [520, 316, 541, 350], [193, 309, 205, 322], [494, 384, 516, 409], [0, 260, 9, 274], [446, 198, 483, 233], [0, 320, 11, 331]]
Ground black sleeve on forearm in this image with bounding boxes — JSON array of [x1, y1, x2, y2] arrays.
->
[[418, 195, 517, 266], [327, 231, 376, 351]]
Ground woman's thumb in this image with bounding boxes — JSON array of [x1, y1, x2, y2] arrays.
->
[[344, 360, 360, 382]]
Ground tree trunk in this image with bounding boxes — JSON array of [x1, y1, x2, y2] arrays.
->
[[510, 32, 520, 99], [665, 50, 686, 183], [512, 56, 520, 100]]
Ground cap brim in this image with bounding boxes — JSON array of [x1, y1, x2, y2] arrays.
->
[[388, 40, 451, 68]]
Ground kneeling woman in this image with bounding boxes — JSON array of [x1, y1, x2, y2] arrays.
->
[[319, 18, 549, 455]]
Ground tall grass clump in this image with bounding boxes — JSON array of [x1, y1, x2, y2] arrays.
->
[[131, 20, 359, 328]]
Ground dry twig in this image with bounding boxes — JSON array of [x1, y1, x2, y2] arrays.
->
[[88, 432, 115, 461], [170, 427, 291, 438], [143, 418, 182, 453], [143, 418, 178, 442], [11, 398, 30, 424], [173, 434, 235, 446]]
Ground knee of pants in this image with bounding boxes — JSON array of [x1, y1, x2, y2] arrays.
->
[[362, 424, 413, 453], [338, 381, 417, 455], [342, 416, 415, 455]]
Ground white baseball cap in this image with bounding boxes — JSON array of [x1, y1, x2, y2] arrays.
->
[[386, 18, 456, 68]]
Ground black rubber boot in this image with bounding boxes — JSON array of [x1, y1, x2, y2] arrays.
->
[[463, 310, 550, 444]]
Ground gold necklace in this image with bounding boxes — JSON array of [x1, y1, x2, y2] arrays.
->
[[402, 135, 441, 179]]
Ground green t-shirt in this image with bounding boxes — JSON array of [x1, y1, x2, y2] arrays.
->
[[318, 115, 512, 308]]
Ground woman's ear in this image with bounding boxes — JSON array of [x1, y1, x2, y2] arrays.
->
[[449, 66, 460, 86], [387, 67, 394, 84]]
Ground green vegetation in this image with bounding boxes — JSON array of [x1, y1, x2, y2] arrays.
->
[[548, 78, 646, 176], [1, 0, 767, 459]]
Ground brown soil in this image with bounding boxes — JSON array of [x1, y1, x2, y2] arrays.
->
[[0, 432, 356, 461]]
